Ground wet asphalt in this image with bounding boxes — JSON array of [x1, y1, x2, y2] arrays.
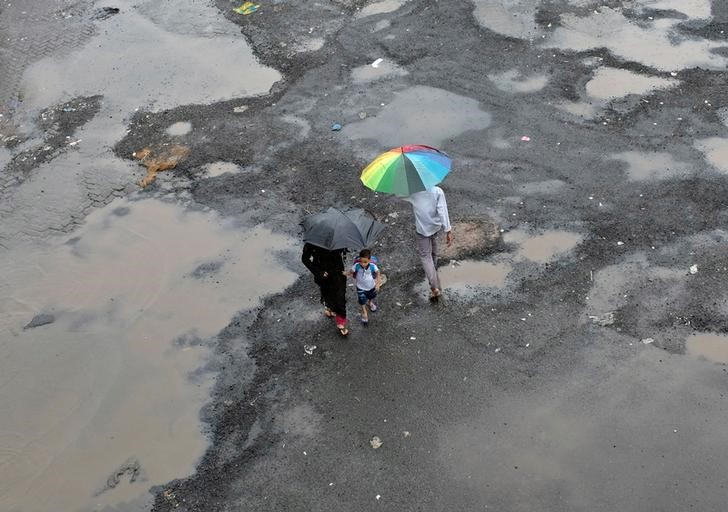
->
[[4, 0, 728, 511]]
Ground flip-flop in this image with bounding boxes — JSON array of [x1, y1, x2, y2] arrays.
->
[[429, 290, 442, 303], [324, 308, 335, 318], [338, 326, 349, 336], [361, 316, 369, 325], [369, 302, 378, 312]]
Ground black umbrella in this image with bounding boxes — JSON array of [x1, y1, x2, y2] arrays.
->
[[302, 207, 385, 250]]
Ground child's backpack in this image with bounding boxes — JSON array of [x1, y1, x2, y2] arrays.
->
[[353, 254, 381, 273]]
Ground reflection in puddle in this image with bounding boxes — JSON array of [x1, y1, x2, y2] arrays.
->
[[0, 198, 297, 512], [545, 7, 728, 72], [586, 67, 678, 100], [611, 151, 691, 181], [488, 69, 549, 94], [2, 0, 281, 248], [355, 0, 408, 18], [687, 333, 728, 364], [471, 0, 540, 39], [695, 137, 728, 174], [440, 260, 512, 290], [346, 86, 491, 147], [505, 229, 583, 263], [21, 0, 281, 112]]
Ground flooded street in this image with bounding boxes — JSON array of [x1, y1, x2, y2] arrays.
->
[[3, 0, 728, 511], [0, 198, 297, 511]]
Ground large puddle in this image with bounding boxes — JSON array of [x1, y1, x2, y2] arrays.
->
[[21, 0, 280, 112], [686, 333, 728, 364], [0, 197, 297, 511], [545, 6, 728, 72], [2, 0, 281, 249], [346, 85, 491, 147]]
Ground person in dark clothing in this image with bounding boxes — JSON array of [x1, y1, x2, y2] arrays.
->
[[301, 243, 349, 336]]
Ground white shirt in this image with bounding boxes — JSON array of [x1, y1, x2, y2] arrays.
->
[[352, 262, 379, 291], [403, 186, 452, 237]]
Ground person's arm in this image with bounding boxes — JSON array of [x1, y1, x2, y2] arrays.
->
[[436, 189, 454, 245], [302, 244, 325, 278]]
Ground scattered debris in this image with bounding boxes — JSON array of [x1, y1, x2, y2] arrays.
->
[[95, 457, 142, 495], [233, 105, 249, 113], [494, 347, 501, 353], [331, 122, 342, 131], [233, 2, 259, 14], [402, 431, 411, 438], [689, 264, 698, 275], [24, 313, 55, 330], [370, 436, 383, 449], [358, 111, 367, 119], [376, 494, 381, 500], [642, 338, 655, 344], [520, 135, 531, 142], [93, 6, 120, 20], [371, 58, 383, 68], [68, 139, 82, 146], [589, 312, 615, 326], [162, 489, 180, 508], [617, 241, 624, 246], [134, 145, 190, 188], [410, 336, 416, 340], [304, 344, 317, 355]]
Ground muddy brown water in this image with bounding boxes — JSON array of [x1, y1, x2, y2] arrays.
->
[[686, 333, 728, 364], [505, 229, 583, 264], [439, 261, 512, 290], [0, 197, 297, 512]]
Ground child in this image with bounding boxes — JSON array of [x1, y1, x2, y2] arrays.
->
[[349, 248, 381, 324]]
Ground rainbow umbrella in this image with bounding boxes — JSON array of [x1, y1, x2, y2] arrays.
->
[[360, 145, 452, 196]]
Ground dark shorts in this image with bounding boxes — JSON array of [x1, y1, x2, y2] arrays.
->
[[357, 287, 377, 305]]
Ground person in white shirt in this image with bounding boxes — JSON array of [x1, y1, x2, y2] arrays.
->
[[402, 186, 453, 301]]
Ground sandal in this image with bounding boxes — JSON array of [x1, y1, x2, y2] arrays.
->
[[324, 308, 335, 318], [338, 326, 349, 336], [369, 302, 378, 312], [429, 289, 442, 303]]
